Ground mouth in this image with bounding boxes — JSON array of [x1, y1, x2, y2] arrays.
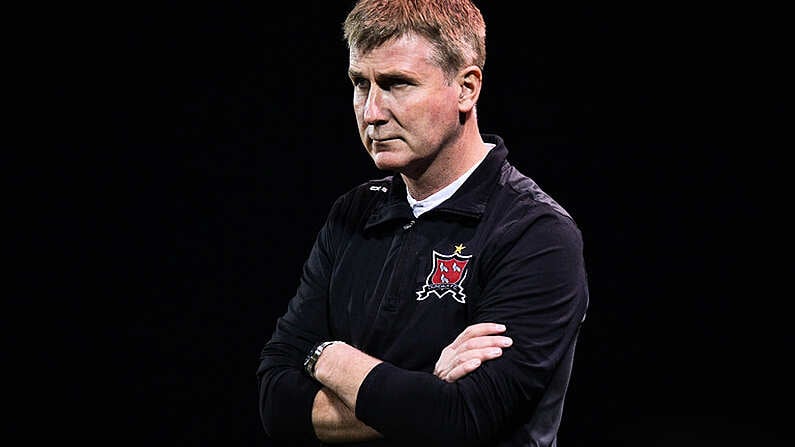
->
[[370, 139, 401, 155], [370, 136, 399, 146]]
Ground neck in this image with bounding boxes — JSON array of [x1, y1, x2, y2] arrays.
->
[[402, 129, 487, 201]]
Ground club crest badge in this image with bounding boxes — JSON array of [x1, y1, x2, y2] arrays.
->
[[416, 244, 472, 303]]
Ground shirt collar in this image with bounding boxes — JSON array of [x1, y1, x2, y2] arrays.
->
[[365, 134, 509, 230], [407, 143, 495, 217]]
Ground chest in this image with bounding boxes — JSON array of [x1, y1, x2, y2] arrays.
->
[[328, 218, 485, 372]]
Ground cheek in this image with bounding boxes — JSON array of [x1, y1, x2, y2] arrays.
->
[[354, 109, 367, 131], [352, 97, 365, 118], [422, 92, 459, 120], [414, 97, 459, 132]]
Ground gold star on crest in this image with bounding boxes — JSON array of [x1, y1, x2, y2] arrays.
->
[[454, 243, 466, 255]]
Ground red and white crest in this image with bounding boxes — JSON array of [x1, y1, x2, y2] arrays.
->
[[416, 249, 472, 303]]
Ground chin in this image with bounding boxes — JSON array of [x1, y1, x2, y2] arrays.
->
[[371, 152, 408, 172], [373, 160, 406, 172]]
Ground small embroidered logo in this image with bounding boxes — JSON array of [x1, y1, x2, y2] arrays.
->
[[416, 244, 471, 303]]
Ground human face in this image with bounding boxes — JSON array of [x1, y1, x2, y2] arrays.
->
[[348, 34, 462, 176]]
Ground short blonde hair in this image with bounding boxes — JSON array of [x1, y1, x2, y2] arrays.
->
[[343, 0, 486, 77]]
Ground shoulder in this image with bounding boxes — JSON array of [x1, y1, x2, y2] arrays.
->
[[497, 163, 574, 221], [327, 174, 396, 218], [481, 163, 583, 251], [335, 175, 393, 203]]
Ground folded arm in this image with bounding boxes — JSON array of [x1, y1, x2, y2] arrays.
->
[[309, 217, 589, 444], [310, 322, 510, 443]]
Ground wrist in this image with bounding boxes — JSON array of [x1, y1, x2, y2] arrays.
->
[[304, 340, 345, 379]]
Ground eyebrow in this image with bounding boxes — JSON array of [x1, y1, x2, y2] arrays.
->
[[347, 68, 363, 79], [348, 68, 417, 84]]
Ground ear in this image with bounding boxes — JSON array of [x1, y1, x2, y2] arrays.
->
[[457, 65, 483, 113]]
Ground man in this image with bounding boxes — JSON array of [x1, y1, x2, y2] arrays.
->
[[257, 1, 589, 445]]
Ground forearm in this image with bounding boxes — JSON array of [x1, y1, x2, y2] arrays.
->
[[311, 329, 576, 444], [312, 387, 382, 443], [355, 362, 485, 444], [257, 365, 323, 442], [313, 342, 383, 410], [311, 337, 486, 444]]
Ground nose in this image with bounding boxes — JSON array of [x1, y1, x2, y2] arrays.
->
[[363, 86, 387, 125]]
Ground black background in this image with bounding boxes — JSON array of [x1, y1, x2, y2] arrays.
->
[[31, 1, 790, 445]]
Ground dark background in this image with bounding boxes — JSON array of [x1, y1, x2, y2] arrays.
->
[[34, 1, 789, 445]]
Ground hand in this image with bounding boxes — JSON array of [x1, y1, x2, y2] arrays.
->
[[434, 323, 513, 383]]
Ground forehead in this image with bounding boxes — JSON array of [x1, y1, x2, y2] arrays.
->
[[348, 34, 438, 75]]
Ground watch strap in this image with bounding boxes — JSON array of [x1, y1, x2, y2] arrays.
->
[[303, 340, 341, 379]]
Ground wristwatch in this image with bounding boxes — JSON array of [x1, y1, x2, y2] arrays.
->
[[303, 340, 342, 379]]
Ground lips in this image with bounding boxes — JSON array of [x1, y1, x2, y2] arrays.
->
[[370, 136, 400, 144]]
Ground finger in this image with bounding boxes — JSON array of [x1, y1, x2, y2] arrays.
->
[[437, 347, 503, 380], [442, 359, 480, 382], [450, 323, 506, 349], [443, 356, 491, 382], [457, 335, 513, 352]]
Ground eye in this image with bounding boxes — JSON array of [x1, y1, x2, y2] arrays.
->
[[380, 76, 411, 90], [351, 77, 369, 90]]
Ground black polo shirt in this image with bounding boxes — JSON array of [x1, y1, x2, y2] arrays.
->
[[257, 134, 589, 446]]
